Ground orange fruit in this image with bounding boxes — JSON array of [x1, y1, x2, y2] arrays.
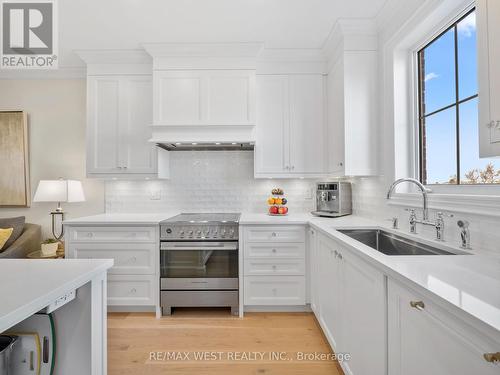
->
[[267, 197, 275, 205]]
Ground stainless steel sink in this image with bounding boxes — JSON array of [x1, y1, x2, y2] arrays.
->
[[337, 229, 465, 256]]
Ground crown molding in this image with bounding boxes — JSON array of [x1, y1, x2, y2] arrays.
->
[[75, 49, 152, 65], [143, 43, 264, 59], [322, 18, 378, 67]]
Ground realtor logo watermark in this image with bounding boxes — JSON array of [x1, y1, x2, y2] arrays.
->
[[1, 0, 58, 69]]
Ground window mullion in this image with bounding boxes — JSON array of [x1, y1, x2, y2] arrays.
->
[[454, 24, 460, 185]]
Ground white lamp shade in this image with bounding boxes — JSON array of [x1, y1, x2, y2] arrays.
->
[[33, 180, 86, 203]]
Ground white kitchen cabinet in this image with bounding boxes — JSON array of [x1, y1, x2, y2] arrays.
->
[[326, 51, 378, 176], [316, 232, 342, 349], [477, 0, 500, 157], [242, 225, 306, 307], [87, 75, 157, 177], [388, 278, 500, 375], [66, 225, 159, 309], [255, 74, 326, 178], [153, 70, 255, 126], [308, 228, 319, 313], [315, 231, 386, 375]]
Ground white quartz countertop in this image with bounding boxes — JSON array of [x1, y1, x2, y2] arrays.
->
[[239, 212, 317, 224], [63, 212, 180, 225], [0, 259, 113, 333]]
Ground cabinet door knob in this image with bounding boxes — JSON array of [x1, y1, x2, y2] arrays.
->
[[483, 352, 500, 363], [410, 301, 425, 310]]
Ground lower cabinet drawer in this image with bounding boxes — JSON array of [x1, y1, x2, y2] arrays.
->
[[72, 243, 156, 275], [107, 275, 156, 306], [245, 243, 305, 258], [244, 259, 305, 276], [244, 276, 305, 306]]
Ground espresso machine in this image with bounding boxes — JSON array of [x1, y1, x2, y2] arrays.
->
[[311, 182, 352, 217]]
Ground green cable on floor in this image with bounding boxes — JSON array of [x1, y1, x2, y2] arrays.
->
[[48, 313, 56, 375]]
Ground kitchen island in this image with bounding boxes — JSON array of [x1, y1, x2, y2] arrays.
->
[[0, 259, 113, 375]]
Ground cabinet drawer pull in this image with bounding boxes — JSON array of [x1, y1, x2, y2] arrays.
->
[[483, 352, 500, 363], [410, 301, 425, 310]]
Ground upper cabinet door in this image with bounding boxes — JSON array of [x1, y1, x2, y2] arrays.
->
[[87, 77, 121, 174], [255, 75, 289, 175], [207, 71, 255, 125], [153, 70, 255, 126], [478, 0, 500, 156], [326, 59, 346, 174], [154, 71, 203, 125], [121, 77, 156, 174], [288, 75, 326, 174]]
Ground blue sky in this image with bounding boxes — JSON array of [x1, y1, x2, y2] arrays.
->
[[422, 11, 499, 184]]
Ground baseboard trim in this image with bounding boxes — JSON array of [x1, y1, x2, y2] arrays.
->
[[243, 304, 311, 313], [108, 305, 156, 313]]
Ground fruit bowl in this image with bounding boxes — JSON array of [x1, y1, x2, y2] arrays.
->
[[268, 212, 288, 216]]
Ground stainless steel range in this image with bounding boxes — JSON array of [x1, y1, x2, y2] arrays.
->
[[159, 213, 240, 315]]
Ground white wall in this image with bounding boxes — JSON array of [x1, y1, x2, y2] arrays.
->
[[106, 151, 316, 214], [0, 79, 105, 239]]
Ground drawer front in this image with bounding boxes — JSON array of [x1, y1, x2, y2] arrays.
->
[[244, 226, 306, 243], [244, 259, 305, 276], [107, 275, 156, 306], [244, 276, 305, 305], [72, 243, 156, 275], [245, 243, 305, 258], [69, 226, 157, 243]]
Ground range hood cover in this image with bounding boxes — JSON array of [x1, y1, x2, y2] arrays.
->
[[158, 142, 254, 151]]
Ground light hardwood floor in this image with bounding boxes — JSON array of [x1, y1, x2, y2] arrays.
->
[[108, 309, 344, 375]]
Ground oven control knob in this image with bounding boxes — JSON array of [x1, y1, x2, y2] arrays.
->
[[179, 230, 185, 237], [229, 229, 235, 238], [213, 230, 218, 238], [166, 228, 172, 234], [196, 230, 202, 237], [188, 230, 194, 237], [221, 229, 226, 238], [203, 229, 210, 237]]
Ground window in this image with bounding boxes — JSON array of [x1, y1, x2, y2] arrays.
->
[[417, 9, 500, 185]]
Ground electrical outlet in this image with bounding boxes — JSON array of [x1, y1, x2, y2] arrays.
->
[[304, 188, 313, 200], [150, 190, 161, 200]]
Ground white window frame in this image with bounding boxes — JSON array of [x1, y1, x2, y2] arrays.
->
[[387, 0, 500, 218], [410, 2, 500, 195]]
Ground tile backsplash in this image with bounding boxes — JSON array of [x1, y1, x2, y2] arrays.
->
[[106, 151, 316, 214]]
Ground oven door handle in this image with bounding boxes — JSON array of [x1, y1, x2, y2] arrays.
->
[[160, 243, 238, 251]]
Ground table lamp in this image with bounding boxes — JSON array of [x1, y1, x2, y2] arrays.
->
[[33, 179, 86, 240]]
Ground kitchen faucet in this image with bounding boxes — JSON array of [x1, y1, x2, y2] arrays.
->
[[386, 178, 431, 221]]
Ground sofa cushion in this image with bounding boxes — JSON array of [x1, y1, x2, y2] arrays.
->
[[0, 228, 14, 249], [0, 216, 25, 250]]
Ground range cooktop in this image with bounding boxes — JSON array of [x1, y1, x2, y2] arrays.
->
[[161, 213, 241, 224]]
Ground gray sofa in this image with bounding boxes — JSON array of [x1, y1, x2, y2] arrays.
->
[[0, 223, 42, 258]]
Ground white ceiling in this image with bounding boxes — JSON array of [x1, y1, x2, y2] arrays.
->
[[59, 0, 387, 68]]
